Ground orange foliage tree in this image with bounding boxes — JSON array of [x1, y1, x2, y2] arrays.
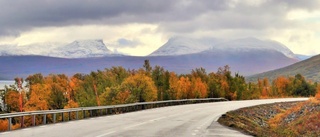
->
[[5, 90, 20, 112], [176, 76, 191, 99], [191, 77, 208, 98], [272, 76, 290, 97]]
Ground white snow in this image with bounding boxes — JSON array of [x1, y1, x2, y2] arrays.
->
[[0, 40, 115, 58], [213, 37, 296, 59], [149, 37, 297, 59], [149, 37, 219, 56]]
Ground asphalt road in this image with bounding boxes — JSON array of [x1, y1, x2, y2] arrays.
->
[[0, 98, 308, 137]]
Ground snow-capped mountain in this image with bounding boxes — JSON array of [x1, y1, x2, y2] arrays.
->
[[212, 37, 297, 59], [52, 40, 113, 58], [150, 37, 297, 59], [0, 40, 115, 58], [149, 37, 221, 56]]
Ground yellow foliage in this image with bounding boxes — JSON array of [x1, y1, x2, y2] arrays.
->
[[121, 71, 157, 102], [176, 76, 191, 99], [114, 91, 131, 104], [64, 100, 79, 109], [315, 85, 320, 100], [24, 84, 50, 111], [192, 78, 208, 98]]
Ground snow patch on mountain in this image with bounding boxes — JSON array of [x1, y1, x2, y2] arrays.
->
[[149, 37, 220, 56], [52, 40, 113, 58], [295, 54, 313, 60], [150, 37, 297, 59], [0, 40, 115, 58], [212, 37, 297, 59]]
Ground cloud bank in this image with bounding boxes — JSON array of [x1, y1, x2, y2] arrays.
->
[[0, 0, 319, 55]]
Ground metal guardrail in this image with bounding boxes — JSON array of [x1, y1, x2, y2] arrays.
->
[[0, 98, 227, 132]]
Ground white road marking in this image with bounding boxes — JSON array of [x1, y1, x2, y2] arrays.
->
[[95, 131, 116, 137], [124, 117, 166, 129], [22, 128, 30, 131]]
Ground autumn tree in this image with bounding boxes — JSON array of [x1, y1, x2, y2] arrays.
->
[[24, 83, 50, 111], [152, 66, 170, 100], [191, 77, 208, 98], [292, 74, 316, 97], [176, 76, 191, 99], [191, 68, 208, 83], [4, 90, 20, 112], [207, 72, 220, 98], [259, 78, 270, 98], [121, 70, 157, 102], [272, 76, 290, 97], [46, 74, 69, 109], [168, 72, 179, 100], [143, 60, 152, 75]]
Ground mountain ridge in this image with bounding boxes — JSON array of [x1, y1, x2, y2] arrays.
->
[[0, 39, 116, 58], [247, 54, 320, 82], [149, 37, 298, 60], [0, 48, 298, 80]]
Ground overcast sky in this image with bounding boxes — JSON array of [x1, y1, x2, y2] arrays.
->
[[0, 0, 319, 56]]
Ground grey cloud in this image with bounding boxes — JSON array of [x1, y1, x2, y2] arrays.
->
[[0, 0, 319, 37], [117, 38, 140, 48]]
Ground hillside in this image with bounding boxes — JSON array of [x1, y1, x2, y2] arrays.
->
[[247, 54, 320, 82]]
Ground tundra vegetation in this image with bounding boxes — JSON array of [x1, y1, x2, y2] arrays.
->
[[219, 94, 320, 136]]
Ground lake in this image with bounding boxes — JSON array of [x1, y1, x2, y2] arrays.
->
[[0, 80, 15, 90]]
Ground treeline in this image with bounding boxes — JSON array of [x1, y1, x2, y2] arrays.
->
[[0, 60, 318, 114]]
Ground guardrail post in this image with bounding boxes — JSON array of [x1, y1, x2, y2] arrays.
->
[[68, 112, 71, 121], [83, 110, 86, 118], [76, 111, 79, 120], [43, 114, 46, 125], [90, 110, 92, 117], [32, 115, 36, 126], [62, 113, 65, 121], [53, 113, 56, 123], [21, 116, 24, 128], [8, 117, 12, 131]]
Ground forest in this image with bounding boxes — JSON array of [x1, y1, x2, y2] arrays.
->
[[0, 60, 318, 130]]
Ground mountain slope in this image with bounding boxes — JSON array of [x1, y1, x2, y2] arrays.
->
[[149, 37, 220, 56], [213, 38, 297, 59], [0, 40, 114, 58], [150, 37, 297, 60], [52, 40, 113, 58], [247, 54, 320, 82]]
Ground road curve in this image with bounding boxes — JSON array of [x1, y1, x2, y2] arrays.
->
[[0, 98, 308, 137]]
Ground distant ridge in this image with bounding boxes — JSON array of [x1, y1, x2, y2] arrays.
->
[[0, 48, 297, 80], [0, 37, 299, 80], [0, 40, 116, 58], [150, 37, 298, 60], [247, 54, 320, 82]]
